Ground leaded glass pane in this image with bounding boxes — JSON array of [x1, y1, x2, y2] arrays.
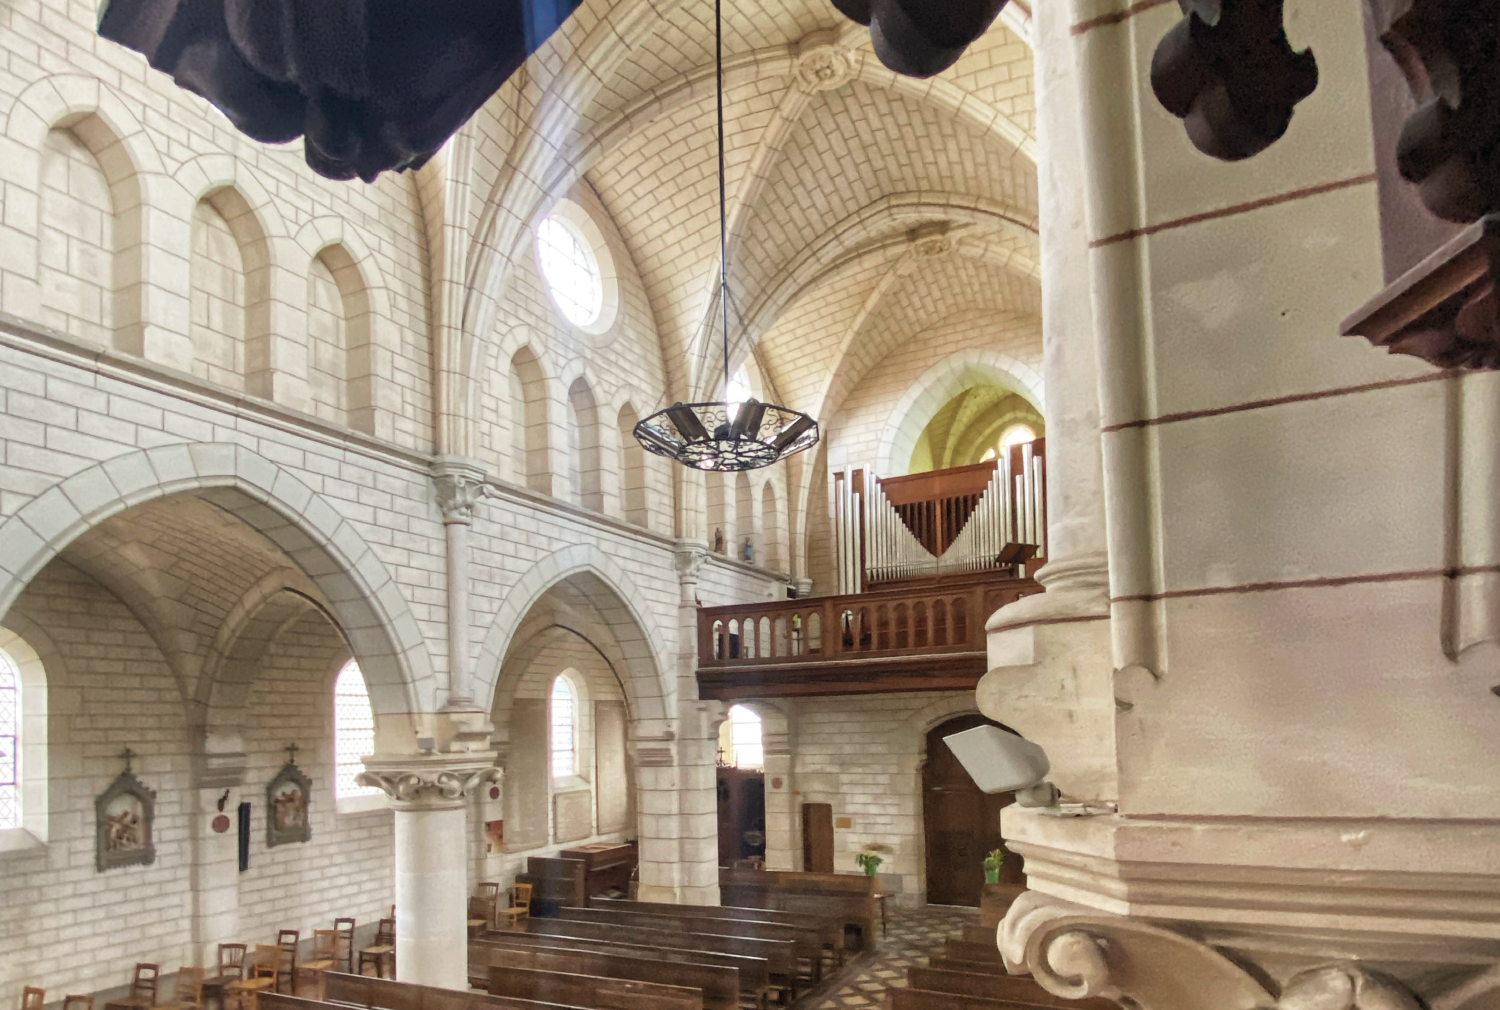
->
[[551, 677, 575, 779], [0, 649, 17, 830], [334, 660, 378, 798]]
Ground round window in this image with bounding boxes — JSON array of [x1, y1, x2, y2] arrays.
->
[[536, 215, 604, 327]]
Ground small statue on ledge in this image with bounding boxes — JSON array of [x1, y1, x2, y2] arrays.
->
[[713, 527, 725, 554], [742, 537, 755, 563]]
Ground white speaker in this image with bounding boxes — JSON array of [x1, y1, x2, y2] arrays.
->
[[943, 725, 1054, 802]]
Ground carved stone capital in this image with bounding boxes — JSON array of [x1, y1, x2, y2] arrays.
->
[[675, 541, 709, 584], [356, 755, 500, 810], [793, 31, 854, 93], [431, 456, 490, 525]]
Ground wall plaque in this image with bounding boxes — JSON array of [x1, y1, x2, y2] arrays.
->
[[96, 748, 156, 872], [266, 743, 312, 847]]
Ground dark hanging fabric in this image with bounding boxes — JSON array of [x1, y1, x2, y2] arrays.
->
[[97, 0, 583, 182], [830, 0, 1009, 78]]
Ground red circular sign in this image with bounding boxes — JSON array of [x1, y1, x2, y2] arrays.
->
[[771, 778, 784, 789], [489, 786, 501, 800], [211, 814, 231, 834]]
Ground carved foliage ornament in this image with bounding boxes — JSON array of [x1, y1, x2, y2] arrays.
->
[[1151, 0, 1318, 161], [357, 765, 500, 804]]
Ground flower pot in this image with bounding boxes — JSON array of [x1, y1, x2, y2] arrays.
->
[[863, 864, 879, 876], [983, 867, 1001, 884]]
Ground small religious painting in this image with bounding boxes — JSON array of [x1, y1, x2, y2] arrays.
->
[[485, 819, 505, 853], [96, 748, 156, 872], [266, 744, 312, 847]]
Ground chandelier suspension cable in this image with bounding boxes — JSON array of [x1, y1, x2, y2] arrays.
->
[[716, 0, 731, 399], [628, 0, 819, 472]]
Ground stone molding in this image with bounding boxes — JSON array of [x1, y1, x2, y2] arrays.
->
[[1000, 890, 1492, 1010], [357, 755, 500, 810]]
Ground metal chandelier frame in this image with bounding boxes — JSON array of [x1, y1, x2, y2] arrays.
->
[[632, 0, 819, 473]]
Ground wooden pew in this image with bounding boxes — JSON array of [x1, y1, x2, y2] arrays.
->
[[526, 918, 799, 1000], [273, 975, 570, 1010], [556, 907, 823, 982], [587, 898, 844, 965], [516, 857, 586, 917], [717, 869, 877, 949], [905, 968, 1116, 1009], [469, 938, 742, 1010], [488, 966, 699, 1010], [475, 928, 772, 1009]]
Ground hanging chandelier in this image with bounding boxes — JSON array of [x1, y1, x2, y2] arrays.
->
[[633, 0, 819, 473]]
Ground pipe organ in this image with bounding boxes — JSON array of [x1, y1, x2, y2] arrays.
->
[[833, 442, 1046, 594]]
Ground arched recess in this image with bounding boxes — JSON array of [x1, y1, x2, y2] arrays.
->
[[509, 345, 554, 494], [0, 75, 186, 368], [472, 544, 672, 733], [0, 444, 434, 724], [879, 349, 1045, 477], [711, 700, 794, 869], [292, 218, 399, 439], [616, 403, 648, 528], [566, 376, 603, 510], [761, 481, 783, 573], [188, 186, 271, 391]]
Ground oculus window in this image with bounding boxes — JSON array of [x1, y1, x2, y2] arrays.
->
[[537, 215, 604, 327]]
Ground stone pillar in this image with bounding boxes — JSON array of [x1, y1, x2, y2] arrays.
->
[[189, 739, 246, 966], [359, 757, 500, 988], [976, 0, 1117, 802], [431, 457, 489, 710]]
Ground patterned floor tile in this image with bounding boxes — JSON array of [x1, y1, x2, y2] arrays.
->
[[799, 905, 981, 1009]]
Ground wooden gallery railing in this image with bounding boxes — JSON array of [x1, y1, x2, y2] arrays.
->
[[696, 570, 1036, 699]]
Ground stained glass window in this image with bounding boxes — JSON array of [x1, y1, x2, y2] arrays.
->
[[334, 660, 378, 798], [537, 216, 603, 327], [729, 705, 763, 770], [0, 649, 19, 830], [551, 676, 576, 779]]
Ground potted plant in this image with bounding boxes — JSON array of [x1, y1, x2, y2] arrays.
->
[[856, 843, 890, 876], [983, 847, 1006, 884]]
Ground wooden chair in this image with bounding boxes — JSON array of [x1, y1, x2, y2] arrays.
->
[[22, 988, 45, 1010], [225, 947, 279, 1010], [62, 996, 94, 1010], [296, 930, 338, 998], [105, 964, 161, 1010], [202, 943, 246, 1010], [496, 882, 533, 932], [273, 931, 298, 994], [331, 919, 355, 975], [468, 881, 501, 934], [357, 919, 395, 978], [154, 968, 204, 1010]]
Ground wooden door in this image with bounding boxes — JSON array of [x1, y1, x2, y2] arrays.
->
[[717, 767, 766, 865], [922, 714, 1023, 906], [801, 803, 834, 873]]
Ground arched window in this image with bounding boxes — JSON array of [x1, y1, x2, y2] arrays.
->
[[550, 676, 577, 779], [334, 660, 378, 798], [0, 647, 19, 830], [722, 705, 763, 770], [1000, 424, 1036, 452]]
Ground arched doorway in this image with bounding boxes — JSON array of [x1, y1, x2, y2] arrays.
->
[[923, 713, 1024, 906]]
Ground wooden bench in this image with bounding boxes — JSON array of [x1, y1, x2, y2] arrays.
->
[[555, 907, 824, 982], [526, 918, 799, 1000], [469, 938, 743, 1010], [476, 928, 771, 1009], [268, 975, 569, 1010], [587, 898, 844, 965], [488, 966, 700, 1010], [907, 968, 1117, 1008], [718, 869, 877, 949]]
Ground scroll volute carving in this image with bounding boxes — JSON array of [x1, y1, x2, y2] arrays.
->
[[1151, 0, 1318, 161], [1366, 0, 1500, 223]]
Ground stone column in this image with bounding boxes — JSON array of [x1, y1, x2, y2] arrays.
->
[[359, 757, 500, 988], [431, 457, 488, 711], [976, 0, 1117, 802]]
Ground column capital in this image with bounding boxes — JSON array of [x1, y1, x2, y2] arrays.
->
[[430, 456, 490, 525], [675, 540, 710, 582], [357, 754, 500, 810]]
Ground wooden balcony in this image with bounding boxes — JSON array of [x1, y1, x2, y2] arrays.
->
[[696, 569, 1040, 701]]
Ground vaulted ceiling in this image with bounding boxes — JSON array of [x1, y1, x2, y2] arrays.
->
[[476, 0, 1040, 424]]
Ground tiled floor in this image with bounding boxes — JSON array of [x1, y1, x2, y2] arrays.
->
[[802, 904, 981, 1009]]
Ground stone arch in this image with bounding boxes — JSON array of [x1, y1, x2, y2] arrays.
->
[[879, 349, 1045, 477], [0, 75, 191, 368], [0, 444, 434, 722], [616, 402, 648, 527], [508, 344, 556, 493], [293, 217, 399, 438], [472, 545, 672, 730]]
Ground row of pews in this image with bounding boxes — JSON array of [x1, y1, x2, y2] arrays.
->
[[888, 924, 1116, 1010]]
